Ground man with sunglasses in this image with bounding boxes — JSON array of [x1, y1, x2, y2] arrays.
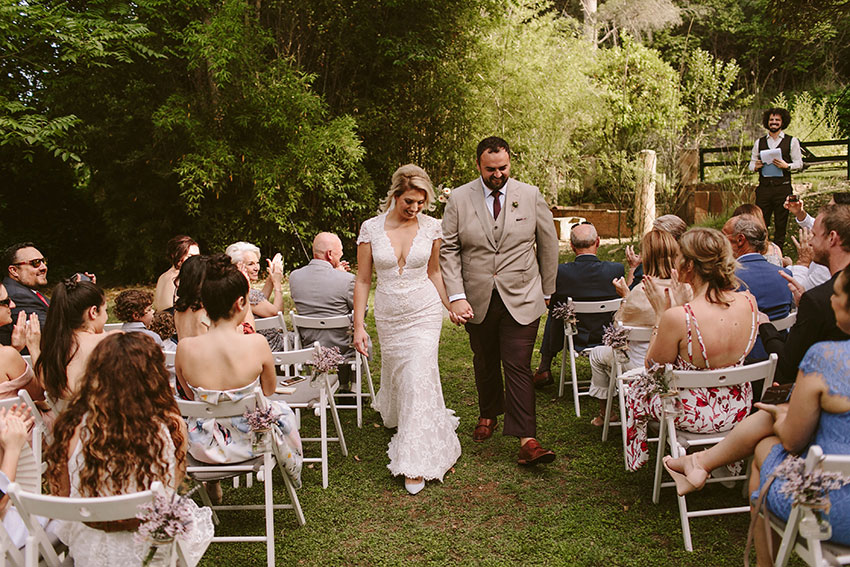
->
[[0, 242, 50, 347]]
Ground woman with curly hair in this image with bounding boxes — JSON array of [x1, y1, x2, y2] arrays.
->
[[622, 227, 758, 471], [46, 332, 212, 566], [176, 255, 302, 495], [35, 280, 109, 404]]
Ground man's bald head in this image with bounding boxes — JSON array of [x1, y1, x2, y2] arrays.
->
[[312, 232, 344, 267], [570, 223, 599, 253]]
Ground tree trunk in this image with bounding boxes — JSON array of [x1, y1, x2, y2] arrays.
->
[[581, 0, 597, 48], [635, 149, 656, 237]]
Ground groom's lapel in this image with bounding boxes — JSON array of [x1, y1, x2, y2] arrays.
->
[[470, 181, 497, 248]]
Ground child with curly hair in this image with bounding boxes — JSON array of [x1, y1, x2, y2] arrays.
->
[[114, 289, 162, 347]]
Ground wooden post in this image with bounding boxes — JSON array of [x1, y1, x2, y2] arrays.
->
[[634, 149, 656, 237]]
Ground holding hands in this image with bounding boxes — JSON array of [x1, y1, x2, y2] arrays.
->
[[448, 300, 474, 326]]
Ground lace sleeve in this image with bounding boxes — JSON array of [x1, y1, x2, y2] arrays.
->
[[799, 341, 850, 398], [356, 218, 373, 245], [426, 215, 443, 240]]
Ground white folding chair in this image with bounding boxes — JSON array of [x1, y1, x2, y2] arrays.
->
[[769, 445, 850, 566], [0, 518, 25, 567], [8, 481, 191, 567], [289, 311, 376, 428], [271, 344, 348, 488], [0, 390, 46, 493], [601, 324, 654, 442], [178, 389, 304, 567], [652, 354, 776, 551], [253, 311, 291, 352], [771, 310, 797, 332], [102, 322, 123, 332], [559, 297, 623, 416]]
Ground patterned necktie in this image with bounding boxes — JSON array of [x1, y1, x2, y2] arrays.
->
[[491, 190, 501, 220]]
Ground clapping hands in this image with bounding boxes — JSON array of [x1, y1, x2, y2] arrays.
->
[[10, 312, 40, 354], [0, 405, 34, 455], [612, 277, 629, 298]]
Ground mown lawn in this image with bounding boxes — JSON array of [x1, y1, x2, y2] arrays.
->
[[197, 309, 791, 566]]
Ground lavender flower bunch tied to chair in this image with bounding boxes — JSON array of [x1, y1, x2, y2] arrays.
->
[[135, 488, 199, 566], [774, 455, 850, 540], [551, 301, 578, 336]]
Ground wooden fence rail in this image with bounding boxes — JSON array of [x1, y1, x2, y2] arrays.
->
[[698, 139, 850, 182]]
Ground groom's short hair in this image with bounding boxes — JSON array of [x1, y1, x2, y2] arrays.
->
[[476, 137, 510, 163]]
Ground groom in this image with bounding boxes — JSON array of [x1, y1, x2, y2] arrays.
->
[[440, 137, 559, 465]]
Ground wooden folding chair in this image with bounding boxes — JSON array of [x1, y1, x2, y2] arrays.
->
[[653, 354, 776, 551], [289, 311, 376, 428], [559, 297, 622, 416], [271, 344, 348, 488], [769, 445, 850, 567], [178, 389, 304, 567], [8, 481, 191, 567], [601, 324, 653, 442]]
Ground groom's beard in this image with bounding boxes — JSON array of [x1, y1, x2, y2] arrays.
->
[[482, 175, 508, 191]]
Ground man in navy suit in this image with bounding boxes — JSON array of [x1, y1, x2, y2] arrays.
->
[[722, 215, 793, 361], [0, 242, 50, 346], [533, 223, 624, 388]]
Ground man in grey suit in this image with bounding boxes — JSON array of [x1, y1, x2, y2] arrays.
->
[[441, 137, 560, 465], [289, 232, 358, 388]]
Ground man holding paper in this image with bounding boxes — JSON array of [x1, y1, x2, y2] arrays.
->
[[749, 107, 803, 248]]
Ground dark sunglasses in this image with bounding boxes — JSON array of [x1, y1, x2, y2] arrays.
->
[[12, 258, 47, 268], [0, 297, 11, 307]]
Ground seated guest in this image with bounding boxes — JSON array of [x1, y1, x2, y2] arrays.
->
[[46, 333, 213, 566], [149, 310, 177, 351], [623, 228, 758, 471], [783, 194, 850, 290], [665, 263, 850, 557], [533, 223, 624, 388], [225, 241, 283, 319], [588, 230, 687, 426], [627, 214, 688, 288], [113, 290, 162, 347], [0, 243, 49, 347], [722, 214, 793, 361], [0, 283, 44, 404], [732, 204, 784, 265], [173, 255, 210, 341], [760, 204, 850, 383], [175, 255, 302, 498], [35, 280, 109, 404], [289, 232, 360, 388], [153, 235, 199, 311]]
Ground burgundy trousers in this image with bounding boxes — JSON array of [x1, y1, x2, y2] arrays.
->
[[466, 289, 539, 438]]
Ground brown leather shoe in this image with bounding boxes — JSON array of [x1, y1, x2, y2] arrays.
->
[[517, 439, 556, 465], [532, 369, 553, 389], [473, 417, 497, 442]]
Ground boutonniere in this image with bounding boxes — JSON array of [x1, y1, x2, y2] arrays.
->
[[511, 201, 518, 209]]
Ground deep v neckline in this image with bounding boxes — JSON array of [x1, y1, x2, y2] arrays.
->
[[382, 213, 421, 275]]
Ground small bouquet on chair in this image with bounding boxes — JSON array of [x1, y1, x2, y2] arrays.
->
[[135, 488, 199, 566], [602, 323, 630, 364], [244, 405, 279, 453], [551, 301, 578, 336], [631, 363, 682, 418], [773, 455, 850, 541], [309, 345, 345, 384]]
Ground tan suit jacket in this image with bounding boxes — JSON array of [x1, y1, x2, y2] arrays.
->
[[440, 177, 558, 325]]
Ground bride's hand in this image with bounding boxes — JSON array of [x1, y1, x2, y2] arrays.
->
[[353, 326, 370, 356]]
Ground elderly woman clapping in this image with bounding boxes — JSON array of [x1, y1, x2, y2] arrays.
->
[[224, 242, 283, 318]]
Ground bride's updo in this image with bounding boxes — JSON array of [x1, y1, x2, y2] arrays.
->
[[380, 164, 436, 213], [202, 254, 249, 321]]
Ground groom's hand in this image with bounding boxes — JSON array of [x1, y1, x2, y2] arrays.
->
[[449, 299, 473, 325]]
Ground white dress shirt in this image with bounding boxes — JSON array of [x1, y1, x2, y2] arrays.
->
[[749, 131, 803, 172]]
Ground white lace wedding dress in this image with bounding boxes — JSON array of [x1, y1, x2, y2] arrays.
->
[[358, 212, 461, 481]]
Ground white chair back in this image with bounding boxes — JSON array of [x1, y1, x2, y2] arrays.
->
[[253, 312, 288, 333], [771, 310, 797, 332], [560, 297, 623, 415], [654, 354, 778, 551], [0, 390, 46, 493], [602, 324, 653, 442]]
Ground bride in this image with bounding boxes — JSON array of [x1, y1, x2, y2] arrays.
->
[[353, 164, 462, 495]]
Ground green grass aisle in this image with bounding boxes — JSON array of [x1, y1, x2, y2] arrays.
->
[[198, 312, 791, 566]]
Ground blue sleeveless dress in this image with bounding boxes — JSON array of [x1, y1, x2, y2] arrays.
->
[[755, 340, 850, 545]]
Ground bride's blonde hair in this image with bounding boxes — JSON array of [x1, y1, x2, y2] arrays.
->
[[380, 164, 436, 213]]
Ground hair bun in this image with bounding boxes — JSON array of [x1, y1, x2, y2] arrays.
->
[[206, 253, 235, 278], [62, 278, 78, 291]]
